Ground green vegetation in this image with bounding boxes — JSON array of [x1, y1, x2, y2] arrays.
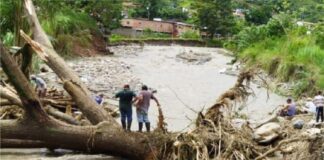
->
[[109, 33, 203, 45], [227, 11, 324, 97], [241, 33, 324, 96], [109, 29, 202, 44], [1, 0, 122, 57], [131, 0, 188, 21], [180, 30, 200, 39], [192, 0, 235, 38]]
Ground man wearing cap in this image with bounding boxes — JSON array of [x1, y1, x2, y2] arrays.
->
[[313, 91, 324, 123], [136, 85, 160, 132], [30, 75, 47, 98], [115, 84, 137, 131]]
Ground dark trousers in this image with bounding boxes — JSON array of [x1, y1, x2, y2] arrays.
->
[[120, 109, 132, 126], [316, 106, 324, 122]]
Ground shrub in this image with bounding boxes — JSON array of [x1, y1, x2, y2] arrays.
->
[[2, 32, 14, 46], [180, 30, 200, 39]]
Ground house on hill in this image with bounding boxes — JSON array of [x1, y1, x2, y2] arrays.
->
[[112, 18, 197, 37]]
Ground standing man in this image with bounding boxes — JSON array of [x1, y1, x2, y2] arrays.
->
[[136, 85, 160, 132], [313, 91, 324, 123], [30, 75, 47, 98], [115, 84, 136, 131]]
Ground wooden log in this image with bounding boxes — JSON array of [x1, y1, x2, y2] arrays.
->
[[0, 86, 23, 107], [45, 105, 80, 125], [0, 119, 161, 160], [0, 139, 58, 148], [0, 41, 48, 120]]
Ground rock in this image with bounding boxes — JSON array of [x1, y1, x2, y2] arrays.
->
[[293, 119, 304, 129], [302, 128, 321, 138], [253, 122, 281, 144], [176, 51, 212, 65], [305, 120, 317, 128]]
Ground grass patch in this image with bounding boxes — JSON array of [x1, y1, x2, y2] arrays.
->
[[240, 33, 324, 97]]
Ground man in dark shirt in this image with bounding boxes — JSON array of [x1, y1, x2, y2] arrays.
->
[[115, 84, 136, 131]]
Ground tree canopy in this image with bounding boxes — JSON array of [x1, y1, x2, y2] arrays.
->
[[192, 0, 235, 38]]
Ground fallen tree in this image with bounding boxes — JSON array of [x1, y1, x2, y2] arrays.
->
[[21, 0, 110, 125]]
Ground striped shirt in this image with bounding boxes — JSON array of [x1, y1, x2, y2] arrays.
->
[[313, 95, 324, 107]]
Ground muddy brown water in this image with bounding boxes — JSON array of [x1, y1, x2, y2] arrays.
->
[[0, 45, 285, 160]]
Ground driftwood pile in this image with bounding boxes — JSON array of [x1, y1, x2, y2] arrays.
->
[[0, 82, 118, 125], [157, 70, 324, 160]]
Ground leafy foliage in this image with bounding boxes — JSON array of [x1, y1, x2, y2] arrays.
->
[[192, 0, 235, 38], [238, 25, 324, 96], [131, 0, 188, 21], [180, 30, 200, 39]]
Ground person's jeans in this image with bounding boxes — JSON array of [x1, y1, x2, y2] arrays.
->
[[136, 109, 149, 123], [316, 106, 324, 122], [120, 108, 132, 125]]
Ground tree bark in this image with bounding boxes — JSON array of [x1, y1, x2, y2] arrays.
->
[[19, 44, 33, 78], [0, 139, 57, 148], [21, 0, 112, 125], [63, 81, 117, 125], [45, 105, 80, 125], [0, 41, 48, 121], [0, 100, 12, 106], [0, 119, 159, 160], [0, 85, 79, 125], [0, 86, 23, 107]]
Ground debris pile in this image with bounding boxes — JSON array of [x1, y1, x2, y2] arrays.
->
[[159, 70, 324, 160], [176, 50, 212, 65], [0, 83, 119, 124]]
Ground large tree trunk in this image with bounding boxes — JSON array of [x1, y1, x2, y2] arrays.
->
[[0, 119, 158, 159], [1, 139, 57, 148], [21, 0, 111, 125]]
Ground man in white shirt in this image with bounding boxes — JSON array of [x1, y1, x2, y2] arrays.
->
[[304, 97, 316, 113], [313, 91, 324, 122], [30, 75, 47, 98]]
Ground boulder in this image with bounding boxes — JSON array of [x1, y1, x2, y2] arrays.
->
[[293, 119, 304, 129], [253, 122, 281, 144], [302, 128, 321, 139]]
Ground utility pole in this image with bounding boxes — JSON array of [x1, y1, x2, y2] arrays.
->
[[146, 3, 150, 20]]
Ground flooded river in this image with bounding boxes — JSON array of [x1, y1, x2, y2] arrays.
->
[[0, 45, 285, 159]]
